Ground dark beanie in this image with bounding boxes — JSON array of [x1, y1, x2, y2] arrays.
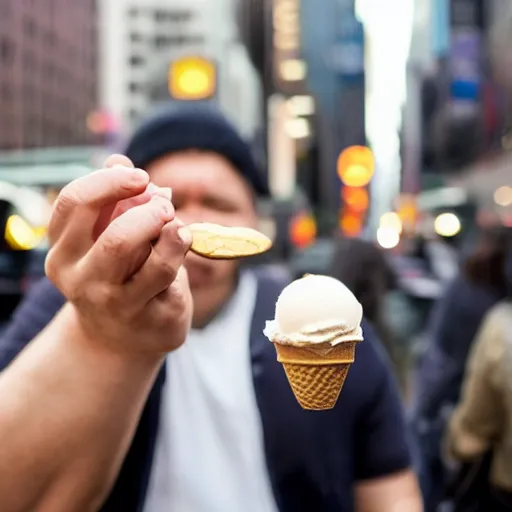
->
[[124, 102, 269, 196]]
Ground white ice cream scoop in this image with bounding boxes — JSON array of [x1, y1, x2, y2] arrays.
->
[[274, 274, 363, 337], [265, 274, 364, 410]]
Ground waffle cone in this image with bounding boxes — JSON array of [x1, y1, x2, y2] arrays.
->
[[273, 341, 358, 410]]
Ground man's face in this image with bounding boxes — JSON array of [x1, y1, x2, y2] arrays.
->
[[146, 151, 258, 290]]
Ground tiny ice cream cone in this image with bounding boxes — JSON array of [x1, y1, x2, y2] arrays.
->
[[274, 340, 358, 410], [264, 275, 364, 411]]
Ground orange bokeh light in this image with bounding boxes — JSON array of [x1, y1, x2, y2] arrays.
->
[[289, 212, 317, 248], [339, 211, 363, 237], [337, 146, 375, 187], [396, 194, 418, 232], [341, 186, 369, 212]]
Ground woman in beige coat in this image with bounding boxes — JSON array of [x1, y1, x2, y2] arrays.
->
[[446, 292, 512, 510]]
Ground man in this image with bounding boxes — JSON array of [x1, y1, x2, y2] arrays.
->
[[0, 104, 422, 512]]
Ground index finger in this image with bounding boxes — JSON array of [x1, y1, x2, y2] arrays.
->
[[49, 166, 149, 245]]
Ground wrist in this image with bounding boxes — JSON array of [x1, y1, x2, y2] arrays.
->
[[56, 303, 165, 376]]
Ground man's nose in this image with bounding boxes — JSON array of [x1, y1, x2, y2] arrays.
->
[[176, 206, 207, 225]]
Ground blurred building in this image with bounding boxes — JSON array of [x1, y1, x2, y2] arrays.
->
[[300, 0, 367, 224], [98, 0, 204, 131], [98, 0, 263, 142], [0, 1, 98, 149], [399, 0, 512, 237]]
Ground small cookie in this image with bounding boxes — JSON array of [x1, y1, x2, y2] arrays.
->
[[188, 223, 273, 259]]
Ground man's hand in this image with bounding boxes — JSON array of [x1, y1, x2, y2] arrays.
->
[[355, 470, 423, 512], [45, 154, 193, 356], [0, 155, 195, 512]]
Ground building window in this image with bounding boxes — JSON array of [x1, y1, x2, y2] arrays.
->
[[0, 38, 14, 65], [128, 82, 143, 94], [154, 10, 166, 22], [154, 35, 204, 48], [154, 35, 167, 49], [45, 30, 56, 47], [154, 10, 192, 22], [129, 55, 145, 67], [130, 32, 142, 43], [23, 84, 34, 105], [23, 51, 35, 71], [1, 83, 12, 101], [23, 17, 36, 37]]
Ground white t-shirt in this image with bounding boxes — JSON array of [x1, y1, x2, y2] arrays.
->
[[144, 272, 279, 512]]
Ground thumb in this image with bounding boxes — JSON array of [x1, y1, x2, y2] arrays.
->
[[104, 154, 135, 169]]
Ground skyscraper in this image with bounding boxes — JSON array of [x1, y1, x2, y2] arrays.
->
[[0, 0, 98, 149], [98, 0, 263, 140]]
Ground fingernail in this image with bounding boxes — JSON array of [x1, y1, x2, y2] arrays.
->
[[158, 187, 172, 201], [178, 227, 192, 245], [131, 168, 148, 183], [147, 183, 159, 193], [114, 164, 138, 172], [147, 183, 172, 201]]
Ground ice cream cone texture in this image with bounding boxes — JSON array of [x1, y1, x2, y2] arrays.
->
[[264, 274, 364, 410]]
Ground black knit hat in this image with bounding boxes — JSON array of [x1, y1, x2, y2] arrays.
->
[[124, 102, 269, 196]]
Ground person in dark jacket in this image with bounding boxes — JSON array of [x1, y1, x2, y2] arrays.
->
[[411, 226, 511, 511], [328, 236, 408, 392], [0, 104, 421, 512]]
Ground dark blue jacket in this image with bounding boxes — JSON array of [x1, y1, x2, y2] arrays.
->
[[412, 274, 503, 421], [0, 270, 411, 512]]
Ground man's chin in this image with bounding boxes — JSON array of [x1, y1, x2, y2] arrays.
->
[[185, 255, 216, 289]]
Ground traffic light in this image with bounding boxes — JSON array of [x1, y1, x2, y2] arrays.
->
[[168, 56, 217, 101], [337, 146, 374, 237]]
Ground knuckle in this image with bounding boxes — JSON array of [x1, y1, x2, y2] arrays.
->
[[54, 185, 79, 214], [157, 292, 185, 323], [82, 282, 120, 309], [153, 250, 178, 282], [146, 198, 169, 223], [170, 283, 187, 310], [44, 249, 59, 283], [99, 224, 130, 257], [45, 250, 78, 300], [160, 222, 185, 250]]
